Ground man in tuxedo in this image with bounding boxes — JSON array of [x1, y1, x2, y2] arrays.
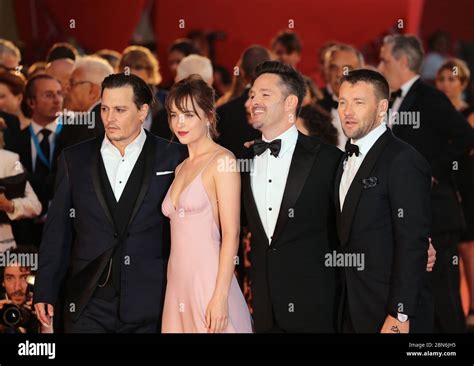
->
[[9, 74, 65, 246], [336, 69, 433, 333], [242, 61, 342, 332], [379, 34, 473, 332], [33, 73, 185, 333]]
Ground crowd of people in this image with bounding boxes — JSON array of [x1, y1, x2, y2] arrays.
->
[[0, 28, 473, 334]]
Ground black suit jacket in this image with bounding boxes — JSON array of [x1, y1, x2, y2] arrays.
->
[[1, 111, 21, 151], [243, 132, 342, 332], [392, 79, 474, 233], [59, 103, 105, 148], [335, 129, 433, 333], [33, 132, 186, 324], [217, 88, 261, 159]]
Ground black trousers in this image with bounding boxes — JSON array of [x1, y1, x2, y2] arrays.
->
[[64, 296, 159, 333], [430, 231, 466, 333]]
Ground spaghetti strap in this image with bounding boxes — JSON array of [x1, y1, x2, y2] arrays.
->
[[198, 149, 221, 176]]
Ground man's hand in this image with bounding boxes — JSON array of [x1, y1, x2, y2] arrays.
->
[[0, 193, 14, 213], [380, 315, 409, 333], [243, 140, 255, 149], [34, 303, 54, 329], [427, 237, 436, 272], [0, 298, 12, 310]]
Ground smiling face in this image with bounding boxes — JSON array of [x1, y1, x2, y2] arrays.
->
[[169, 96, 209, 145], [338, 80, 386, 140], [100, 86, 148, 145], [249, 73, 290, 135]]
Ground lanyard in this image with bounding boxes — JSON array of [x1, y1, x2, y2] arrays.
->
[[29, 121, 63, 169]]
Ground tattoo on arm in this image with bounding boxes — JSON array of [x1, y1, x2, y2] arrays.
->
[[390, 325, 400, 333]]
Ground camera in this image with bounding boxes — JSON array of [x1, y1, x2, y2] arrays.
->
[[0, 303, 32, 328], [0, 274, 38, 333]]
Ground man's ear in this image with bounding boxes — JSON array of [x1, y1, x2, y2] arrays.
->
[[378, 98, 389, 120], [139, 103, 150, 121], [27, 97, 35, 111], [285, 94, 298, 112]]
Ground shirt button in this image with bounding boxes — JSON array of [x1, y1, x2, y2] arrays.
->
[[268, 179, 272, 183], [268, 207, 272, 211], [119, 181, 122, 184]]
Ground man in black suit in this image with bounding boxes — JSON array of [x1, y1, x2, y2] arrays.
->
[[216, 45, 271, 159], [242, 61, 342, 332], [33, 73, 185, 333], [379, 34, 473, 332], [336, 69, 433, 333], [9, 74, 66, 246]]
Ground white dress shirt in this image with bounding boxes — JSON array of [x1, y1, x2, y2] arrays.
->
[[251, 125, 298, 243], [29, 120, 59, 171], [100, 128, 147, 201], [389, 75, 420, 127], [339, 123, 387, 210]]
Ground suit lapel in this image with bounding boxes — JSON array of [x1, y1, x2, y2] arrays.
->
[[334, 155, 345, 238], [397, 79, 421, 113], [271, 133, 321, 246], [242, 169, 268, 245], [128, 132, 156, 226], [338, 130, 392, 245], [90, 137, 114, 226]]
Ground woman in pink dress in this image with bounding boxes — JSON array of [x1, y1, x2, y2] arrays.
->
[[161, 75, 253, 333]]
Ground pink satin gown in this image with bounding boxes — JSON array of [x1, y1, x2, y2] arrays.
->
[[161, 154, 253, 333]]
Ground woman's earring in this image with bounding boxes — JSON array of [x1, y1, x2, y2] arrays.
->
[[206, 122, 211, 138]]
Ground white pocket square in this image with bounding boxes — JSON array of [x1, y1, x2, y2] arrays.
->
[[156, 171, 174, 176]]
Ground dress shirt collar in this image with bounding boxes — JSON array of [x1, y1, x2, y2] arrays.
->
[[400, 75, 420, 98], [262, 124, 298, 158], [352, 122, 387, 157], [101, 127, 147, 156]]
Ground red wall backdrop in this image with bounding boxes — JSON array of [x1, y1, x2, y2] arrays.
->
[[153, 0, 425, 84], [13, 0, 474, 84]]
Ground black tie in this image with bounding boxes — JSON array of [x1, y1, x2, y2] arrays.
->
[[35, 129, 52, 176], [252, 138, 282, 157], [345, 140, 360, 158], [389, 89, 402, 108]]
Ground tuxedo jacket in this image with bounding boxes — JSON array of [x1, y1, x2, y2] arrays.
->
[[335, 129, 433, 333], [242, 132, 343, 332], [392, 79, 474, 234], [33, 132, 186, 324]]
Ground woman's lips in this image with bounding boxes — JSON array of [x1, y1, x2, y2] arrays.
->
[[177, 131, 189, 136]]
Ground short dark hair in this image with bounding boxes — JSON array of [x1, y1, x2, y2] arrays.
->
[[341, 68, 390, 101], [169, 38, 199, 56], [101, 73, 155, 109], [46, 42, 78, 63], [271, 31, 302, 54], [21, 74, 59, 118], [255, 60, 307, 116], [241, 45, 271, 83]]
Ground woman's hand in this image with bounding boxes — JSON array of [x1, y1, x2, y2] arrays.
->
[[205, 294, 229, 333]]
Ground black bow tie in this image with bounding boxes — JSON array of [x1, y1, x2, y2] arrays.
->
[[253, 138, 282, 157], [345, 140, 360, 157], [391, 89, 402, 99]]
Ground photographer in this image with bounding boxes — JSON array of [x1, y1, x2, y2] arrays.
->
[[0, 246, 51, 333]]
